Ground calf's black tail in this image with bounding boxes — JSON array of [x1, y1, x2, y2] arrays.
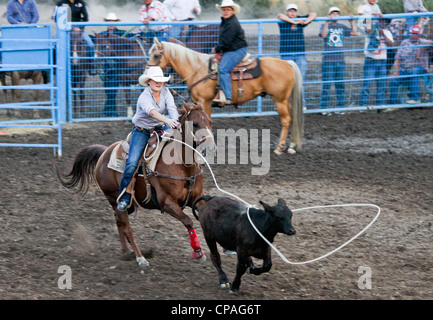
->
[[191, 195, 214, 220]]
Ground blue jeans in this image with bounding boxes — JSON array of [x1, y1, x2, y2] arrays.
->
[[81, 31, 94, 57], [389, 66, 426, 104], [282, 54, 307, 106], [320, 60, 346, 109], [169, 24, 183, 39], [119, 123, 170, 202], [118, 125, 151, 202], [360, 58, 387, 106], [103, 75, 119, 117], [218, 46, 248, 100]]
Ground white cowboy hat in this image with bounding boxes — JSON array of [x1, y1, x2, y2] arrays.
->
[[286, 3, 298, 11], [216, 0, 241, 15], [104, 13, 120, 21], [138, 66, 171, 86]]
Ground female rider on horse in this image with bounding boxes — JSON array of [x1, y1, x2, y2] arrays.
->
[[117, 66, 180, 211], [212, 0, 248, 107]]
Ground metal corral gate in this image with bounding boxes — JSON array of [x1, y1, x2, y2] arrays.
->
[[0, 23, 62, 156], [62, 12, 433, 123]]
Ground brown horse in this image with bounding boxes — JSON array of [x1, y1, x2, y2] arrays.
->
[[94, 33, 147, 113], [56, 102, 214, 267], [181, 24, 219, 54], [1, 70, 43, 118], [147, 38, 304, 154]]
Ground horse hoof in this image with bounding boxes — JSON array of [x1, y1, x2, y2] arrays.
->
[[287, 147, 296, 154], [136, 256, 150, 267], [194, 253, 207, 262], [192, 249, 206, 262]]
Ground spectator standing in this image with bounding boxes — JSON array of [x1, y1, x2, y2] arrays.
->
[[99, 13, 125, 118], [357, 0, 383, 17], [164, 0, 201, 40], [319, 7, 357, 114], [53, 0, 94, 58], [212, 0, 248, 107], [389, 25, 433, 104], [139, 0, 173, 42], [277, 3, 317, 108], [359, 17, 394, 109], [6, 0, 39, 24], [403, 0, 428, 37]]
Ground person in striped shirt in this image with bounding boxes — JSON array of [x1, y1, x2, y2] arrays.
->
[[139, 0, 173, 42]]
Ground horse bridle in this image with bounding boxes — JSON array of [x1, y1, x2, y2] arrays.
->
[[147, 42, 210, 87]]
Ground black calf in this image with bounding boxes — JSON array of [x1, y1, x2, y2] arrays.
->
[[192, 195, 296, 293]]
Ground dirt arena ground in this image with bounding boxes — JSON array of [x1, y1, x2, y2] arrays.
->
[[0, 107, 432, 301]]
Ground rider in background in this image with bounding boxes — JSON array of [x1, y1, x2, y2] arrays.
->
[[117, 66, 180, 211], [212, 0, 247, 107], [52, 0, 95, 60]]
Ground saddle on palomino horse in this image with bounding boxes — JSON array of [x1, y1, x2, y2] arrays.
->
[[209, 53, 262, 107]]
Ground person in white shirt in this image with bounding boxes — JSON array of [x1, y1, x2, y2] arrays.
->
[[164, 0, 201, 39], [403, 0, 428, 37], [357, 0, 382, 17]]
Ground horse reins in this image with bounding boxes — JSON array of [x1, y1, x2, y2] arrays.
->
[[148, 42, 215, 93], [141, 110, 211, 209]]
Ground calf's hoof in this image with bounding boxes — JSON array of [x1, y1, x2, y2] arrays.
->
[[220, 282, 230, 289]]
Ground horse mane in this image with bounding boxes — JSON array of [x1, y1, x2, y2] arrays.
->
[[157, 41, 211, 66], [178, 103, 206, 121]]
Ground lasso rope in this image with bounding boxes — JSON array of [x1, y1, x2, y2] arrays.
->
[[169, 136, 382, 265]]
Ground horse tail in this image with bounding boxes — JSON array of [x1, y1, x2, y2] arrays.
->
[[287, 60, 304, 149], [55, 144, 107, 195], [191, 195, 214, 220]]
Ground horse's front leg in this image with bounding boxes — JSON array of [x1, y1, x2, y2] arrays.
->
[[161, 197, 206, 261]]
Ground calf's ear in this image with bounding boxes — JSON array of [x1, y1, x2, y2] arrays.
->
[[259, 201, 274, 215], [277, 198, 287, 206]]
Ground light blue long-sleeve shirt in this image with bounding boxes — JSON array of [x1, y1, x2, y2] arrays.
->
[[6, 0, 39, 24], [132, 86, 179, 130]]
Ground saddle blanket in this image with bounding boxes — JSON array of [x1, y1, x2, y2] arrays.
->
[[209, 56, 262, 81], [107, 134, 171, 174]]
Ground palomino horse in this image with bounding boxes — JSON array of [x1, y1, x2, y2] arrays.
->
[[147, 38, 304, 154], [94, 33, 146, 114], [56, 102, 214, 267]]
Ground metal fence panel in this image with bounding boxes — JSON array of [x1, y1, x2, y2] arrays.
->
[[64, 12, 433, 122], [0, 23, 62, 156]]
